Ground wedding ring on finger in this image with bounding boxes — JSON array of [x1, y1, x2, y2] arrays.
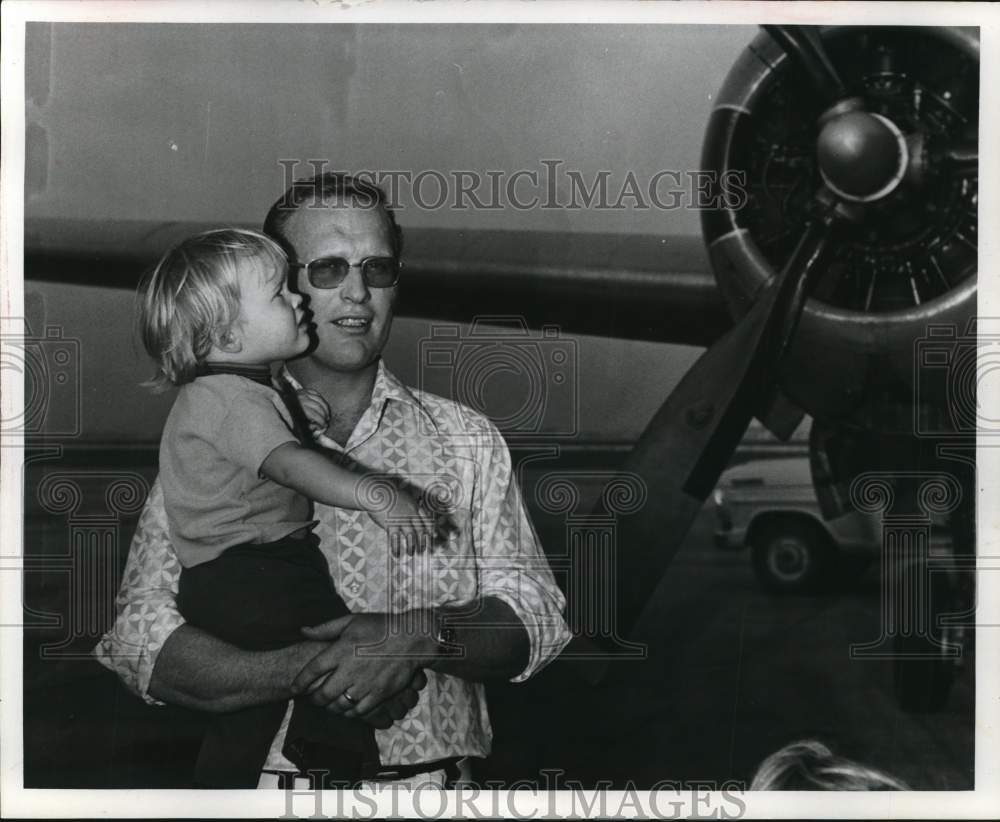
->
[[342, 690, 357, 705]]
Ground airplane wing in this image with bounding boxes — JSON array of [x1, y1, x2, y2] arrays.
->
[[24, 217, 731, 347]]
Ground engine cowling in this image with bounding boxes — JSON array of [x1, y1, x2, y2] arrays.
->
[[701, 26, 978, 433]]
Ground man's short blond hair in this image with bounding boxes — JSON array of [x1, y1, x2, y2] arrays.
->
[[137, 228, 287, 390]]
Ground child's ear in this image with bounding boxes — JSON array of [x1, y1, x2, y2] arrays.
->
[[215, 328, 243, 354]]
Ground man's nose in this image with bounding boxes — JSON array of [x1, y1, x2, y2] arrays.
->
[[339, 266, 371, 303]]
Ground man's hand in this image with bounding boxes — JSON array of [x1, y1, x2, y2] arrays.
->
[[292, 612, 437, 719], [358, 669, 427, 729], [150, 623, 427, 729]]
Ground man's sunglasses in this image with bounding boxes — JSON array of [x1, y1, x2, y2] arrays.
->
[[287, 256, 402, 289]]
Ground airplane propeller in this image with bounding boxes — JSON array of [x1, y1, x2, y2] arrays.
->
[[569, 25, 979, 675], [761, 25, 847, 108]]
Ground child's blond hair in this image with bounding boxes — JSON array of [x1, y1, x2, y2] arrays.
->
[[750, 740, 909, 791], [137, 228, 287, 390]]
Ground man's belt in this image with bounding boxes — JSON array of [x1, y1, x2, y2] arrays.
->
[[262, 757, 464, 789], [362, 756, 464, 783]]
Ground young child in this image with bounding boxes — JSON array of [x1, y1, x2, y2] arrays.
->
[[137, 228, 434, 787]]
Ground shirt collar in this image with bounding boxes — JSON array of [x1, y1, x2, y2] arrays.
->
[[370, 361, 439, 430], [278, 360, 440, 441]]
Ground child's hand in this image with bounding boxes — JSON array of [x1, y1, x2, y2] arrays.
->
[[296, 389, 331, 438], [364, 477, 463, 556], [369, 486, 434, 556]]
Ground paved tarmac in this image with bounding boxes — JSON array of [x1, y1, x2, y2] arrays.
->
[[486, 513, 975, 790]]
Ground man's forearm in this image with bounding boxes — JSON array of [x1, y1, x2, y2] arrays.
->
[[148, 624, 322, 712], [427, 597, 530, 681]]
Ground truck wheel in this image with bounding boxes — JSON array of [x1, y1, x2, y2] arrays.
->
[[750, 520, 836, 594]]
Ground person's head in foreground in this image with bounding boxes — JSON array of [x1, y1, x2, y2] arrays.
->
[[750, 740, 909, 791], [138, 228, 308, 390]]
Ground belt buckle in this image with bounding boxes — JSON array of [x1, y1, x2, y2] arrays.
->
[[373, 769, 402, 782]]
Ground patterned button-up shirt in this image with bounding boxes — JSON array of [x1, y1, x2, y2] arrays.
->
[[93, 362, 572, 767]]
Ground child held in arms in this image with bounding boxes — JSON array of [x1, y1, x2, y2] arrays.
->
[[138, 228, 446, 787]]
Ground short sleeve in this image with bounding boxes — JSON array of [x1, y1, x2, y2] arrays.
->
[[217, 385, 299, 473]]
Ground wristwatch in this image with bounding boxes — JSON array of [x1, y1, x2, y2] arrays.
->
[[432, 608, 462, 657]]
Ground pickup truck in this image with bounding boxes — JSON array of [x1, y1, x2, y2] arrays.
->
[[711, 455, 881, 593]]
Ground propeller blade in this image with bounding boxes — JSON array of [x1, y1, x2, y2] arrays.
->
[[566, 217, 839, 675], [762, 25, 848, 110]]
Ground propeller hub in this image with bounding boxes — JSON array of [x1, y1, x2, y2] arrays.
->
[[817, 111, 908, 202]]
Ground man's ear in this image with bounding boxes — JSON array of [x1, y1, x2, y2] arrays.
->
[[215, 327, 243, 354]]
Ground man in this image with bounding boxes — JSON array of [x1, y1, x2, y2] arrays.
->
[[94, 173, 572, 788]]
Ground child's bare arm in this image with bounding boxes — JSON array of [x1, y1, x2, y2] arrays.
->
[[261, 442, 436, 553], [262, 441, 384, 509]]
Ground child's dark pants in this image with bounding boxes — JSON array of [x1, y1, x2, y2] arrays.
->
[[177, 533, 380, 787]]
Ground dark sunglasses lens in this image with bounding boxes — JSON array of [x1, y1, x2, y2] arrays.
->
[[363, 258, 399, 287], [308, 258, 349, 288]]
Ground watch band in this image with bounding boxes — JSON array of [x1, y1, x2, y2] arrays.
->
[[433, 609, 462, 657]]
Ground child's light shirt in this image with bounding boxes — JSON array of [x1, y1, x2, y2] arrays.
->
[[159, 373, 314, 568]]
